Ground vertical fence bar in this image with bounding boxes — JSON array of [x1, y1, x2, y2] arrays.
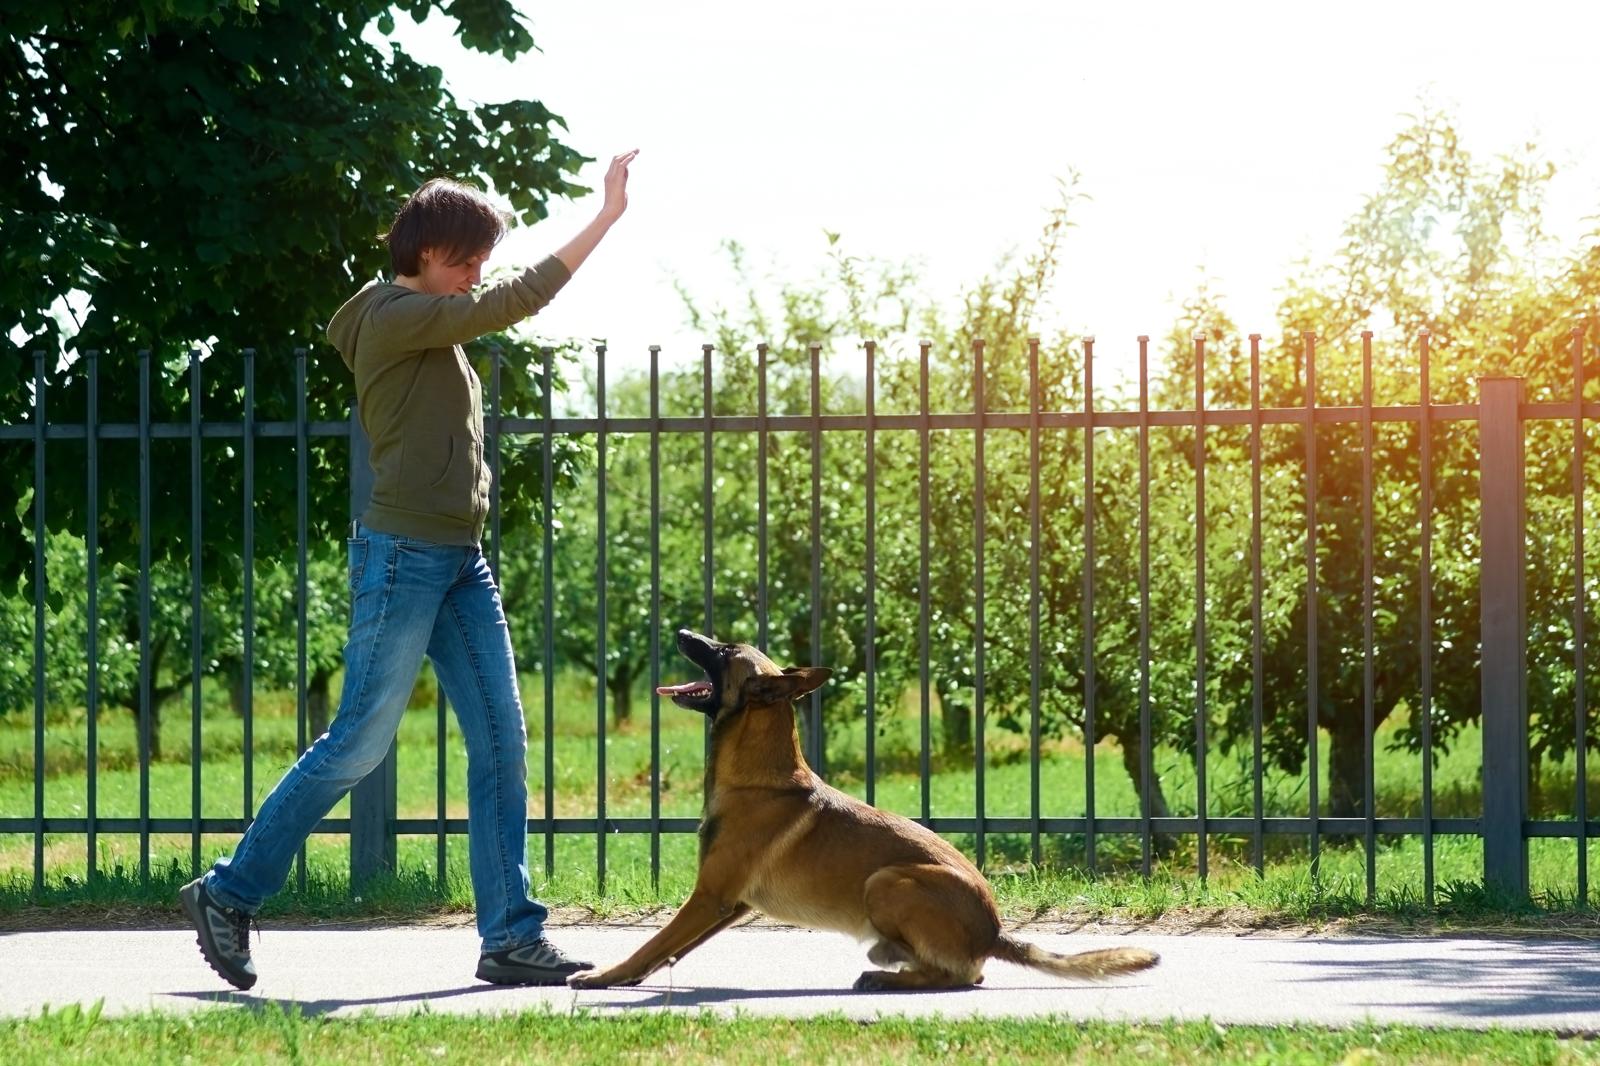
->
[[437, 616, 449, 880], [434, 355, 448, 888], [919, 342, 932, 821], [541, 346, 556, 876], [1479, 375, 1529, 899], [435, 688, 446, 889], [1361, 331, 1376, 903], [434, 363, 451, 886], [1081, 337, 1096, 874], [484, 340, 501, 888], [1193, 334, 1207, 881], [596, 343, 609, 893], [703, 342, 715, 634], [189, 349, 203, 877], [865, 340, 877, 806], [242, 349, 255, 829], [1419, 329, 1436, 904], [489, 344, 502, 584], [757, 343, 769, 652], [1249, 334, 1265, 875], [1303, 331, 1320, 878], [704, 344, 716, 759], [86, 350, 100, 879], [138, 349, 151, 882], [649, 345, 662, 889], [974, 339, 987, 869], [294, 347, 309, 892], [31, 350, 46, 894], [809, 342, 824, 775], [1138, 336, 1153, 877], [1028, 337, 1042, 866], [1574, 324, 1590, 907]]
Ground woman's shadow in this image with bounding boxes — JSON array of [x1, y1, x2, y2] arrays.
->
[[164, 984, 506, 1018]]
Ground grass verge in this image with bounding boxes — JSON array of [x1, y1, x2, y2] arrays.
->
[[6, 854, 1600, 940], [6, 1005, 1599, 1065]]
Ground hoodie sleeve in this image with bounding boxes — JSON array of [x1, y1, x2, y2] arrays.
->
[[367, 255, 572, 352]]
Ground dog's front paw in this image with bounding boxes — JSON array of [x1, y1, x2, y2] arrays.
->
[[567, 968, 621, 989]]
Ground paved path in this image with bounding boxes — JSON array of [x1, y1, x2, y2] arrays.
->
[[3, 925, 1598, 1030]]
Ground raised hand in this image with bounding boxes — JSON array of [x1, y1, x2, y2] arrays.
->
[[552, 149, 639, 275], [602, 149, 639, 222]]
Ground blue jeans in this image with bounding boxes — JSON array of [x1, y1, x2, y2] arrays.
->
[[204, 524, 547, 951]]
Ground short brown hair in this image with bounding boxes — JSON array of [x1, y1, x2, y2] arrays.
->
[[382, 178, 510, 276]]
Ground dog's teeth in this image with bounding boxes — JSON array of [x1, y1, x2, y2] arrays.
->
[[656, 681, 710, 696]]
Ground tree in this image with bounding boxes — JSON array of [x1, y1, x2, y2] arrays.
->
[[1170, 109, 1600, 818], [2, 2, 589, 726]]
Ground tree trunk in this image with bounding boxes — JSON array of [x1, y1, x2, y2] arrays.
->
[[147, 697, 164, 762], [608, 665, 634, 727], [128, 687, 174, 763], [1118, 732, 1177, 857], [939, 688, 973, 755], [308, 669, 333, 738], [1327, 718, 1367, 818], [143, 637, 168, 762]]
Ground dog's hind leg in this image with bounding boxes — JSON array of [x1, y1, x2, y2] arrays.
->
[[862, 865, 993, 989], [853, 966, 972, 992], [868, 938, 981, 981], [866, 938, 912, 970]]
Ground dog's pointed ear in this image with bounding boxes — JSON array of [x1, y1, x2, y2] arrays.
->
[[744, 667, 832, 707]]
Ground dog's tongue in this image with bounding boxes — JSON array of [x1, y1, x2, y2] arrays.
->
[[656, 680, 712, 696]]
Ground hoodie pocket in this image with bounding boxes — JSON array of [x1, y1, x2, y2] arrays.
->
[[400, 434, 464, 512], [425, 435, 457, 489]]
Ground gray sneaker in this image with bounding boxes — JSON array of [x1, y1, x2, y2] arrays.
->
[[475, 938, 594, 985], [179, 876, 258, 990]]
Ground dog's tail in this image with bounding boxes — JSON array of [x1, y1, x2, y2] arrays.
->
[[990, 935, 1159, 980]]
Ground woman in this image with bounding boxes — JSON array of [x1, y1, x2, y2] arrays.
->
[[181, 151, 638, 990]]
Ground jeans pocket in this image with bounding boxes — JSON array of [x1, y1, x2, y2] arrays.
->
[[347, 538, 368, 593]]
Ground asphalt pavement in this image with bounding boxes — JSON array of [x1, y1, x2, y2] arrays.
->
[[3, 924, 1597, 1030]]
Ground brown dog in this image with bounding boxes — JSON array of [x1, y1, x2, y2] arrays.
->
[[568, 629, 1160, 991]]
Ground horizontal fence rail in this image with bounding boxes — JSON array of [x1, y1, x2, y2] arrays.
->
[[4, 329, 1598, 905]]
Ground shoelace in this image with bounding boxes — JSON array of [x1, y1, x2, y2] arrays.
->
[[225, 910, 259, 955]]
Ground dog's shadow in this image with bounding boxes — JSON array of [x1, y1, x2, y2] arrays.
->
[[584, 982, 1109, 1008]]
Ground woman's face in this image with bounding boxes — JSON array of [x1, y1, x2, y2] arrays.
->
[[417, 246, 492, 295]]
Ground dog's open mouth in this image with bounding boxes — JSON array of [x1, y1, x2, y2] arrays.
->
[[665, 629, 724, 713], [656, 677, 715, 709]]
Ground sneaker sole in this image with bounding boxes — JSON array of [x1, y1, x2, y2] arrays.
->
[[179, 883, 258, 991], [474, 965, 583, 986]]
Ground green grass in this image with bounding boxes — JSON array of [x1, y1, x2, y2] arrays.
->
[[6, 1005, 1599, 1065], [4, 670, 1600, 924]]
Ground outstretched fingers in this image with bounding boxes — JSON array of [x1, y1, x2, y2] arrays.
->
[[602, 149, 639, 217]]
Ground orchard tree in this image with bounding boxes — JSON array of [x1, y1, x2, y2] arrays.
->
[[1167, 110, 1600, 818]]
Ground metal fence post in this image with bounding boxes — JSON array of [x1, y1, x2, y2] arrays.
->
[[1478, 376, 1529, 899], [347, 403, 397, 888]]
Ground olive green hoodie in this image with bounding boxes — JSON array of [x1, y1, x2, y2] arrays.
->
[[326, 255, 571, 545]]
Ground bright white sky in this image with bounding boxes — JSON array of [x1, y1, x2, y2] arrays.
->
[[387, 0, 1600, 387]]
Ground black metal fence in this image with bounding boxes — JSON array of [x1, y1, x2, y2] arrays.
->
[[3, 329, 1597, 904]]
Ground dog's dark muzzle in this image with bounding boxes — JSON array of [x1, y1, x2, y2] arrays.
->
[[656, 629, 720, 713], [676, 629, 720, 670]]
